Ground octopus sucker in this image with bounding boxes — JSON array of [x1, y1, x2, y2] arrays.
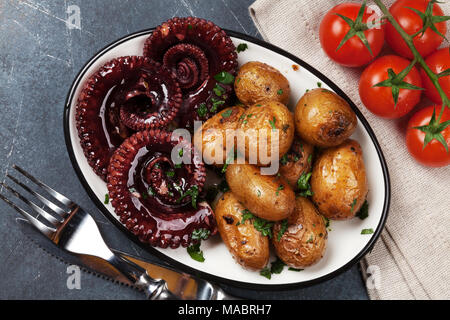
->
[[107, 129, 217, 248], [143, 17, 238, 130], [75, 56, 182, 180]]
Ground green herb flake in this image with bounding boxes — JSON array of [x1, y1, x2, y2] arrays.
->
[[211, 98, 225, 112], [104, 193, 110, 204], [268, 116, 277, 131], [187, 243, 205, 262], [280, 154, 289, 165], [191, 228, 211, 241], [236, 43, 248, 53], [317, 82, 322, 88], [288, 267, 304, 272], [350, 198, 358, 213], [174, 163, 182, 169], [277, 219, 288, 241], [356, 200, 369, 220], [307, 154, 312, 164], [165, 171, 175, 178], [176, 185, 199, 208], [147, 187, 155, 196], [361, 228, 374, 235], [276, 184, 284, 196], [221, 109, 233, 119], [270, 257, 285, 274], [213, 83, 226, 96], [277, 89, 283, 95], [306, 235, 314, 243], [297, 172, 312, 191], [323, 216, 330, 228], [196, 103, 208, 117], [260, 267, 272, 279], [214, 71, 235, 84], [187, 24, 193, 30]]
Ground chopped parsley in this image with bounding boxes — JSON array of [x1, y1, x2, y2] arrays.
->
[[221, 108, 233, 118], [196, 103, 208, 117], [236, 43, 248, 53], [260, 257, 286, 279], [306, 235, 314, 243], [350, 198, 358, 213], [317, 82, 322, 87], [191, 228, 211, 241], [268, 116, 277, 131], [237, 210, 274, 238], [361, 228, 374, 235], [176, 185, 199, 208], [356, 200, 369, 220], [280, 154, 289, 165], [323, 216, 330, 228], [213, 83, 226, 96], [187, 243, 205, 262], [307, 154, 312, 164], [288, 267, 304, 272], [297, 172, 312, 191], [211, 98, 225, 112], [165, 170, 175, 178], [277, 89, 283, 95], [276, 184, 284, 196], [277, 219, 288, 241], [187, 24, 193, 30], [104, 193, 109, 204], [214, 71, 234, 84]]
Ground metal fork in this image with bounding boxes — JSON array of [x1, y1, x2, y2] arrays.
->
[[0, 164, 231, 300]]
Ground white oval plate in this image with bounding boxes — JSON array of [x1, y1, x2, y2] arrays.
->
[[64, 29, 390, 290]]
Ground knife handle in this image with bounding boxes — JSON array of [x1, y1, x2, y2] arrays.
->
[[107, 252, 175, 300]]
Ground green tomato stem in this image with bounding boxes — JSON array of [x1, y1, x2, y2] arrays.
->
[[373, 0, 449, 123]]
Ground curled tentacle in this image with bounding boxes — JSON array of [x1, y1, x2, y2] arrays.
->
[[75, 56, 182, 179], [143, 17, 238, 130], [107, 129, 217, 249]]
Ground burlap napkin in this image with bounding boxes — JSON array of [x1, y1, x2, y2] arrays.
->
[[249, 0, 450, 300]]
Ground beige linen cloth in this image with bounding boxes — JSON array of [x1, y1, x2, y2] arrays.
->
[[250, 0, 450, 300]]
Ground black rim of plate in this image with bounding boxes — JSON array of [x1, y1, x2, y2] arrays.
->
[[63, 28, 391, 291]]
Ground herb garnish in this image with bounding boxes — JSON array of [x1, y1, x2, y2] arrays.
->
[[165, 170, 175, 178], [191, 228, 211, 241], [213, 83, 226, 96], [237, 209, 274, 238], [350, 198, 358, 213], [356, 200, 369, 220], [214, 71, 235, 84], [236, 43, 248, 53], [221, 109, 233, 119], [176, 185, 199, 208], [277, 219, 288, 241], [260, 257, 286, 279], [277, 89, 283, 95], [296, 172, 314, 197], [104, 193, 109, 204], [211, 98, 225, 112], [187, 243, 205, 262], [196, 103, 207, 117], [276, 184, 284, 196], [268, 116, 277, 131], [361, 228, 374, 235]]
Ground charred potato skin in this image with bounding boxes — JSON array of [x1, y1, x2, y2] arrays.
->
[[272, 197, 327, 268], [235, 61, 290, 105], [294, 88, 357, 147], [225, 163, 295, 221], [215, 192, 270, 270], [279, 137, 314, 188], [311, 139, 368, 220], [236, 100, 295, 166], [193, 106, 246, 166]]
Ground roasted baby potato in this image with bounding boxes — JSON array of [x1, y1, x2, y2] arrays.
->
[[235, 61, 290, 105], [294, 88, 357, 147], [311, 139, 368, 220], [279, 137, 314, 189], [193, 106, 246, 166], [272, 197, 327, 268], [236, 100, 294, 166], [225, 163, 295, 221], [215, 191, 270, 270]]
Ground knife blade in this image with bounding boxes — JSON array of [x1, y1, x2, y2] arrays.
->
[[16, 218, 236, 300]]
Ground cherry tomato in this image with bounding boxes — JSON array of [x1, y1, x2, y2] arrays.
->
[[406, 105, 450, 167], [386, 0, 447, 59], [421, 47, 450, 104], [359, 55, 423, 118], [320, 2, 385, 67]]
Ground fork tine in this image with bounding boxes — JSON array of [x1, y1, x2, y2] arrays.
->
[[6, 174, 69, 217], [0, 181, 63, 226], [12, 165, 75, 208], [0, 193, 57, 238]]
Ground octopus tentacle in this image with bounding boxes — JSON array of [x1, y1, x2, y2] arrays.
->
[[143, 17, 238, 130], [107, 129, 217, 249], [75, 56, 182, 180]]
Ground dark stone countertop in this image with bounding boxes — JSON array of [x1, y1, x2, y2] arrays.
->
[[0, 0, 368, 300]]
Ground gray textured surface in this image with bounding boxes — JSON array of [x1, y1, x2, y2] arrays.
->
[[0, 0, 369, 300]]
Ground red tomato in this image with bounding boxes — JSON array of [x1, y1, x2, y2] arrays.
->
[[406, 105, 450, 167], [359, 55, 423, 118], [320, 2, 385, 67], [421, 47, 450, 104], [386, 0, 447, 59]]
